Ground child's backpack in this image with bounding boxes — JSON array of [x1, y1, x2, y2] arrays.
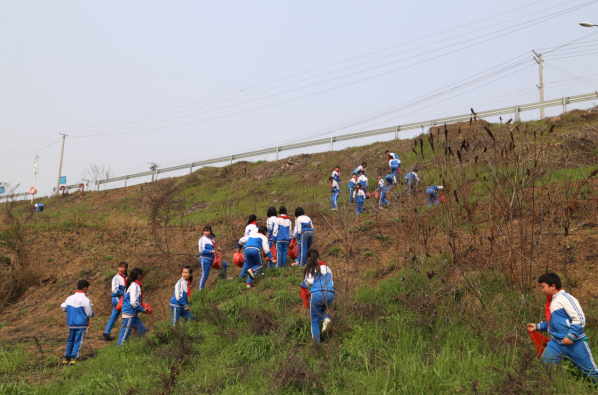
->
[[288, 239, 299, 260], [233, 251, 245, 268], [115, 295, 124, 312]]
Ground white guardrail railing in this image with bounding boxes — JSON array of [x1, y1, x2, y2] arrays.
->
[[2, 91, 597, 200]]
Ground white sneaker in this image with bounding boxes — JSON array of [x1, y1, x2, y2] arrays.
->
[[322, 318, 332, 334], [291, 262, 300, 267], [246, 284, 251, 289], [247, 269, 256, 280]]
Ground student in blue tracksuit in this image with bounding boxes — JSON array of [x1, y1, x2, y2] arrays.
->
[[244, 215, 258, 236], [266, 207, 278, 248], [426, 185, 443, 207], [272, 206, 292, 267], [299, 249, 334, 344], [385, 172, 395, 189], [238, 226, 275, 288], [61, 280, 94, 366], [117, 268, 148, 346], [198, 226, 222, 291], [329, 176, 340, 211], [353, 162, 367, 176], [405, 169, 421, 195], [354, 183, 366, 214], [331, 166, 341, 185], [385, 151, 401, 182], [527, 273, 598, 382], [35, 203, 45, 212], [348, 173, 358, 203], [358, 171, 369, 194], [376, 174, 389, 208], [293, 207, 314, 266], [103, 262, 128, 341], [170, 266, 193, 325]]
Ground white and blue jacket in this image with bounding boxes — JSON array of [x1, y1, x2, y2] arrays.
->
[[331, 170, 341, 183], [238, 233, 274, 260], [405, 172, 420, 184], [122, 282, 145, 316], [535, 290, 588, 343], [272, 215, 292, 242], [358, 174, 368, 187], [300, 263, 334, 294], [198, 235, 216, 258], [244, 223, 258, 237], [170, 277, 191, 309], [349, 178, 357, 190], [353, 188, 366, 204], [388, 154, 400, 169], [294, 215, 314, 238], [330, 180, 340, 194], [426, 186, 440, 195], [353, 165, 365, 175], [61, 292, 94, 329], [377, 179, 388, 192], [266, 216, 277, 240], [110, 273, 127, 298]]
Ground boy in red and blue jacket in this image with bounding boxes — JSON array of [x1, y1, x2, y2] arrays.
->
[[60, 280, 94, 366]]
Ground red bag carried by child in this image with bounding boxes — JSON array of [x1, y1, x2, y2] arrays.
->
[[300, 286, 310, 309], [233, 251, 245, 268], [366, 191, 371, 199], [438, 194, 446, 203], [210, 236, 221, 270], [115, 295, 124, 311], [528, 330, 549, 357], [374, 190, 380, 200], [141, 302, 153, 314], [264, 245, 277, 261], [288, 239, 299, 260]]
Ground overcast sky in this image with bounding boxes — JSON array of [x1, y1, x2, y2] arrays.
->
[[2, 0, 598, 197]]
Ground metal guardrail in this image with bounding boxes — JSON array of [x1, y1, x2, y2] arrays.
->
[[93, 91, 597, 188], [1, 191, 37, 202]]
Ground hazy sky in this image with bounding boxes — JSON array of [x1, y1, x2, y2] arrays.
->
[[2, 0, 598, 196]]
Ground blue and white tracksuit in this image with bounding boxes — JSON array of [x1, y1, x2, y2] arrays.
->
[[385, 173, 395, 187], [294, 216, 314, 266], [244, 223, 258, 237], [35, 203, 44, 212], [104, 273, 126, 336], [353, 165, 365, 176], [170, 277, 193, 325], [272, 215, 292, 267], [266, 216, 277, 248], [61, 292, 94, 359], [198, 235, 218, 290], [330, 180, 340, 209], [534, 290, 598, 381], [348, 178, 357, 203], [426, 186, 441, 207], [300, 264, 334, 344], [388, 153, 401, 181], [377, 179, 389, 207], [238, 233, 273, 284], [117, 282, 146, 346], [358, 174, 368, 193], [332, 170, 341, 185], [405, 172, 420, 193], [354, 188, 366, 214]]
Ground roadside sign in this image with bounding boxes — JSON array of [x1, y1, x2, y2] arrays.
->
[[59, 176, 66, 184], [0, 187, 4, 194]]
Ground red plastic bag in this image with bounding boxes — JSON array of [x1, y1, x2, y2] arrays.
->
[[398, 167, 401, 174], [528, 331, 549, 357], [366, 191, 371, 199], [211, 252, 221, 270], [233, 251, 245, 268], [374, 190, 380, 200], [264, 245, 277, 261], [288, 242, 299, 260], [300, 286, 310, 309], [115, 295, 124, 311], [438, 194, 446, 203], [141, 302, 153, 314]]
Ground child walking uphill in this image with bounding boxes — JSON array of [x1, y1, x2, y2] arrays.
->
[[103, 262, 128, 341], [348, 173, 358, 203], [272, 206, 292, 267], [117, 268, 148, 346], [299, 249, 334, 344], [376, 174, 389, 208], [238, 225, 276, 288], [354, 183, 366, 214], [244, 215, 258, 236], [526, 273, 598, 381], [170, 266, 194, 325], [385, 150, 401, 182], [198, 226, 224, 290], [266, 207, 278, 248], [61, 280, 94, 366], [292, 207, 314, 266], [329, 176, 340, 211], [358, 171, 369, 194], [331, 166, 341, 185]]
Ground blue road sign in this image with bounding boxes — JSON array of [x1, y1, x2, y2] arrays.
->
[[0, 187, 4, 194], [59, 176, 66, 184]]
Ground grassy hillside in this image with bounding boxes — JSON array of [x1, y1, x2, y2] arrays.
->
[[1, 108, 598, 394]]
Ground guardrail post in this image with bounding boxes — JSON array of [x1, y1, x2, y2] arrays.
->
[[515, 105, 520, 123], [562, 97, 568, 113], [276, 146, 280, 161], [124, 176, 128, 188], [189, 164, 193, 174], [395, 126, 399, 140], [155, 169, 158, 181], [330, 137, 334, 151], [230, 155, 233, 165]]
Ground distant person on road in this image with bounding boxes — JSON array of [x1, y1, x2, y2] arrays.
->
[[299, 249, 334, 344], [61, 279, 94, 366], [348, 173, 358, 203], [405, 169, 421, 195], [376, 174, 389, 208], [272, 206, 292, 267], [198, 226, 221, 291], [358, 171, 369, 194], [329, 176, 340, 211], [353, 162, 367, 176], [386, 150, 401, 182], [266, 207, 278, 248], [354, 183, 366, 214], [103, 262, 128, 341], [293, 207, 314, 266], [244, 215, 258, 236], [170, 266, 193, 326], [426, 185, 443, 207], [34, 203, 44, 212], [117, 268, 148, 346], [238, 225, 275, 288]]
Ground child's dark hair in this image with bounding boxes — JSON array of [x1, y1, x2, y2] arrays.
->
[[183, 265, 193, 283], [385, 150, 390, 154], [360, 170, 365, 175], [539, 273, 561, 289], [295, 207, 305, 217], [203, 225, 215, 238], [126, 268, 144, 291], [118, 262, 129, 276], [304, 249, 320, 278], [77, 279, 90, 290], [362, 162, 367, 167], [258, 225, 268, 235], [267, 207, 277, 217], [334, 165, 340, 170], [328, 176, 334, 181], [279, 206, 287, 215], [247, 214, 257, 225]]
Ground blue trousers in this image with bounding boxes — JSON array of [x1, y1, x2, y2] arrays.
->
[[331, 192, 339, 209], [297, 232, 313, 266], [65, 328, 86, 358], [117, 315, 146, 346], [356, 202, 364, 214], [104, 296, 121, 335], [276, 241, 289, 267], [171, 306, 193, 326], [542, 339, 598, 381], [406, 181, 414, 193], [348, 186, 354, 203], [310, 291, 334, 344], [198, 255, 214, 290], [391, 165, 399, 182], [379, 191, 389, 207], [239, 249, 263, 284], [36, 207, 44, 212], [427, 192, 439, 207]]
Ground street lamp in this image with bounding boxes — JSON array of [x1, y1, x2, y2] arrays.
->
[[579, 22, 596, 27]]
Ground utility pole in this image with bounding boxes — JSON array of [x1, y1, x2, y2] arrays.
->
[[31, 156, 38, 204], [55, 134, 67, 196], [533, 50, 545, 120]]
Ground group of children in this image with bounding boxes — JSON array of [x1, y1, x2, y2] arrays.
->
[[329, 150, 446, 212]]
